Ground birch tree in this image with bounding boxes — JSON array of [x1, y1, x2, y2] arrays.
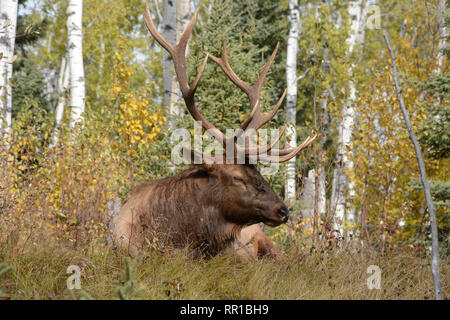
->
[[176, 0, 190, 53], [67, 0, 85, 128], [52, 55, 70, 145], [299, 2, 341, 239], [285, 0, 300, 201], [301, 168, 326, 234], [436, 0, 448, 73], [162, 0, 177, 128], [168, 0, 190, 126], [331, 0, 368, 231], [0, 0, 18, 135]]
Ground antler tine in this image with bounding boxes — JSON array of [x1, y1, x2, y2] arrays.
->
[[242, 88, 286, 131], [176, 7, 200, 53], [207, 41, 253, 99], [235, 88, 286, 158], [259, 134, 317, 163], [181, 145, 220, 165], [243, 44, 282, 132], [207, 41, 259, 135], [192, 54, 209, 93], [143, 2, 174, 55], [254, 43, 279, 95], [208, 42, 282, 141], [237, 125, 286, 156]]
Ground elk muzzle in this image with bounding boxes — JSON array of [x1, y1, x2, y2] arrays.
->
[[277, 205, 290, 223], [259, 203, 290, 227]]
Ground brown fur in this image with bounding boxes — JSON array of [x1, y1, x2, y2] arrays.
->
[[114, 164, 289, 257], [230, 224, 281, 258]]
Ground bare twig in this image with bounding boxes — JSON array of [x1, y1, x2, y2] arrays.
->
[[383, 32, 442, 300], [295, 67, 311, 83], [232, 255, 242, 299], [152, 0, 163, 22]]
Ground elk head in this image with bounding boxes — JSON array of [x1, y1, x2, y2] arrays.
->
[[199, 163, 290, 227], [143, 3, 316, 227]]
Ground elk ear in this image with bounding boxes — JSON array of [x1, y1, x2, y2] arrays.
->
[[202, 163, 218, 172], [202, 163, 227, 180]]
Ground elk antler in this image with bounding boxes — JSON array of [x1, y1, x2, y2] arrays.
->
[[143, 2, 316, 163]]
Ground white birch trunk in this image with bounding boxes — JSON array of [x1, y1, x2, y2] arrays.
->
[[168, 0, 190, 126], [67, 0, 85, 128], [176, 0, 190, 49], [436, 0, 447, 73], [301, 170, 315, 233], [285, 0, 300, 201], [302, 168, 326, 233], [52, 55, 70, 145], [162, 0, 177, 128], [331, 0, 368, 232], [45, 34, 55, 107], [0, 0, 18, 135], [317, 167, 326, 215]]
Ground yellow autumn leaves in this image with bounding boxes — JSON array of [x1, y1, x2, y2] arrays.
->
[[112, 50, 165, 156], [0, 48, 167, 246], [118, 94, 165, 147]]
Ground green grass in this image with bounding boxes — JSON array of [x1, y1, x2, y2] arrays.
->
[[0, 238, 448, 300]]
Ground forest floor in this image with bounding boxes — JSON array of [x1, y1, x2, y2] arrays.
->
[[0, 237, 448, 300]]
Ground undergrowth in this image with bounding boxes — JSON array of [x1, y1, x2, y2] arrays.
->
[[0, 235, 448, 300]]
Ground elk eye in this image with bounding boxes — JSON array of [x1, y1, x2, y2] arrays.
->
[[233, 176, 245, 184]]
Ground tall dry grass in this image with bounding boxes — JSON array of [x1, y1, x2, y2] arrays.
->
[[0, 233, 448, 300]]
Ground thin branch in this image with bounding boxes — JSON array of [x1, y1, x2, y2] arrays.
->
[[384, 32, 442, 300], [295, 67, 311, 83], [152, 0, 163, 22]]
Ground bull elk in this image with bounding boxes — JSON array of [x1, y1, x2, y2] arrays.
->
[[114, 3, 316, 258]]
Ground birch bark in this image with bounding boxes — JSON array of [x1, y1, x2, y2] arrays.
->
[[285, 0, 300, 201], [67, 0, 85, 128], [331, 0, 368, 231], [52, 55, 70, 145], [436, 0, 447, 73], [162, 0, 177, 128], [0, 0, 18, 135], [168, 0, 190, 126]]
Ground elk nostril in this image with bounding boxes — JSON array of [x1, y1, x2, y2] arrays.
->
[[277, 206, 290, 221]]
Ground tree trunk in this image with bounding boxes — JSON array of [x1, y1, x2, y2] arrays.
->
[[52, 55, 70, 146], [176, 0, 190, 52], [384, 33, 442, 300], [331, 0, 368, 232], [285, 0, 299, 201], [301, 169, 315, 234], [0, 0, 18, 136], [311, 44, 330, 234], [162, 0, 177, 128], [67, 0, 85, 128], [302, 168, 326, 234], [167, 0, 190, 127], [304, 89, 328, 239], [436, 0, 447, 73], [315, 91, 328, 226]]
